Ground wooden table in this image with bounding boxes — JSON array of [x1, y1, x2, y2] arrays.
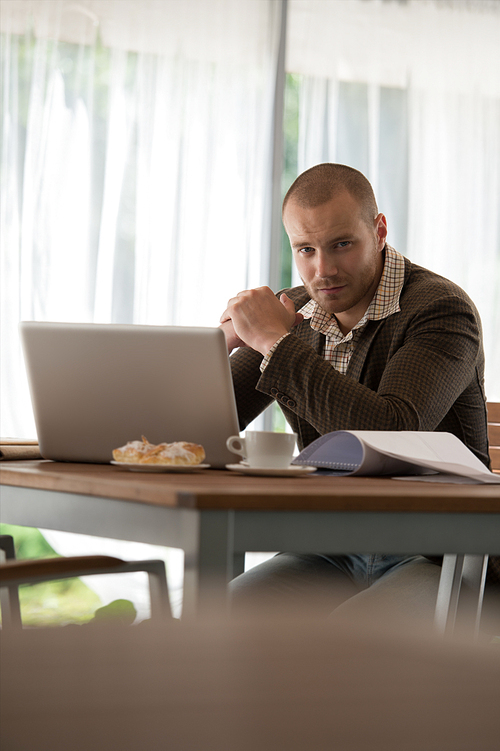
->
[[1, 460, 499, 621]]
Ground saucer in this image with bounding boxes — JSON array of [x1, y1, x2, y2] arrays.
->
[[226, 464, 317, 477], [111, 461, 210, 473]]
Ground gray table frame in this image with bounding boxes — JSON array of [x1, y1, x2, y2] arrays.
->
[[1, 483, 498, 628]]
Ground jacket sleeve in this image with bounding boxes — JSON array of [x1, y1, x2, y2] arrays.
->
[[229, 346, 275, 430]]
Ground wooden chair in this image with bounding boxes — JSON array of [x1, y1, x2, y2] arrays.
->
[[487, 401, 500, 473], [0, 535, 172, 629]]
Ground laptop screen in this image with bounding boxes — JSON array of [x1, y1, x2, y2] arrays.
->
[[20, 321, 240, 467]]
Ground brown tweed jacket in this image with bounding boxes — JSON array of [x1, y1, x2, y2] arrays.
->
[[230, 256, 500, 584]]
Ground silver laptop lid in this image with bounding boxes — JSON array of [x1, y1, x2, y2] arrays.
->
[[20, 321, 240, 467]]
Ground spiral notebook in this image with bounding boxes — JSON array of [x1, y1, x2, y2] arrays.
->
[[292, 430, 500, 484]]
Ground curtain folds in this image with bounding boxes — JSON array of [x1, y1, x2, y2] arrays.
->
[[0, 0, 281, 437]]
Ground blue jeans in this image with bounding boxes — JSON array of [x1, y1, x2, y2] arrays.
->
[[229, 553, 442, 622]]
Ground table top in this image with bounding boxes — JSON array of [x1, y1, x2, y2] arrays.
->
[[1, 460, 499, 513]]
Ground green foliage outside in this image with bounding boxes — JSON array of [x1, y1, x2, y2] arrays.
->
[[271, 73, 302, 433], [1, 523, 102, 627], [280, 73, 301, 292]]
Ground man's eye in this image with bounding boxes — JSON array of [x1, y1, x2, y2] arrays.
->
[[298, 246, 314, 254], [336, 241, 350, 249]]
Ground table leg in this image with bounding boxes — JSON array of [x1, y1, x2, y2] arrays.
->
[[459, 554, 489, 640], [181, 510, 238, 618], [435, 554, 489, 640]]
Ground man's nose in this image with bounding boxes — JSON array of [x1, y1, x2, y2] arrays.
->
[[314, 251, 338, 279]]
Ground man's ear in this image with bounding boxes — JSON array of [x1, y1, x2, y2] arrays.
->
[[375, 213, 388, 250]]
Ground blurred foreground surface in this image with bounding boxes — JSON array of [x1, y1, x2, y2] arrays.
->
[[1, 613, 500, 751]]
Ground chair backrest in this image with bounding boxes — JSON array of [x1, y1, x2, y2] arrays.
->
[[487, 402, 500, 472]]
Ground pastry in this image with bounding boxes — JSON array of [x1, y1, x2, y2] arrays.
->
[[112, 436, 205, 465]]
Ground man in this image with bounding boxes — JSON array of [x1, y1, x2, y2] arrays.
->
[[220, 163, 495, 623]]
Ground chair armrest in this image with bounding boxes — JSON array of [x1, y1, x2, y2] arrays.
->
[[0, 555, 125, 583]]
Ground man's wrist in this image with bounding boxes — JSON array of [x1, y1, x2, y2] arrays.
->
[[259, 332, 291, 373], [254, 329, 292, 357]]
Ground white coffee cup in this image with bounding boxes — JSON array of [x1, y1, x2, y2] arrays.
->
[[226, 431, 297, 469]]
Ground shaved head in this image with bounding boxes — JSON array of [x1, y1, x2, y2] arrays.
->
[[283, 163, 378, 227]]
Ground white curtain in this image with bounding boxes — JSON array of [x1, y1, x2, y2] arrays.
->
[[1, 0, 282, 437], [287, 0, 500, 400]]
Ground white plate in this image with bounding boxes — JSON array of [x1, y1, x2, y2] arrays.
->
[[226, 464, 317, 477], [111, 461, 210, 473]]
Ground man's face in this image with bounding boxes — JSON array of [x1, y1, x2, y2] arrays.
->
[[283, 190, 387, 329]]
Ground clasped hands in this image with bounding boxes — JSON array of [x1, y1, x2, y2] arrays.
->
[[220, 286, 303, 355]]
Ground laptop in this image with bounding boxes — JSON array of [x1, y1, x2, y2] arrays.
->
[[20, 321, 241, 468]]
